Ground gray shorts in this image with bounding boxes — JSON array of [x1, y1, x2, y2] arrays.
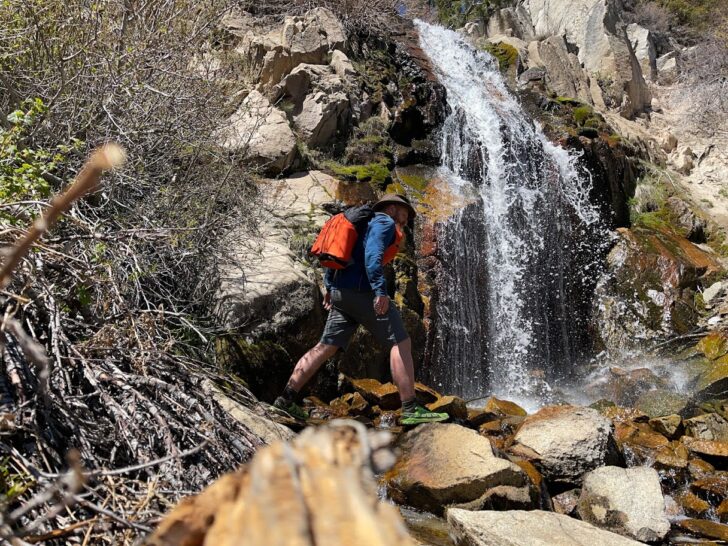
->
[[321, 288, 409, 349]]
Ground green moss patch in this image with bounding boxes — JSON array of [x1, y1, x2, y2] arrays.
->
[[481, 42, 519, 71], [554, 96, 583, 107], [632, 210, 675, 232], [324, 160, 392, 189], [696, 331, 728, 361], [573, 105, 594, 125]]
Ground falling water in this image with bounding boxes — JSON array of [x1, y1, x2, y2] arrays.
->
[[416, 22, 608, 404]]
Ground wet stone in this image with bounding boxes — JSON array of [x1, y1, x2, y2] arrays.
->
[[601, 406, 649, 423], [348, 378, 401, 410], [696, 331, 728, 361], [484, 397, 528, 417], [682, 437, 728, 462], [693, 355, 728, 402], [603, 367, 668, 406], [649, 414, 682, 439], [675, 519, 728, 542], [415, 383, 441, 405], [717, 499, 728, 523], [635, 389, 692, 418], [330, 392, 370, 417], [615, 421, 669, 449], [552, 489, 580, 516], [691, 472, 728, 503], [675, 490, 712, 517], [468, 408, 499, 427], [652, 443, 689, 477], [427, 395, 467, 420], [688, 457, 716, 480]]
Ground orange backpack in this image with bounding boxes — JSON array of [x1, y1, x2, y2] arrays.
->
[[310, 206, 374, 269], [310, 206, 404, 269]]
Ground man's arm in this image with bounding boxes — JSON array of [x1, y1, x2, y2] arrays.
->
[[364, 214, 395, 297], [323, 267, 334, 292]]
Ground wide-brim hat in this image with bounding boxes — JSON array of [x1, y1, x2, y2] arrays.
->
[[372, 193, 417, 220]]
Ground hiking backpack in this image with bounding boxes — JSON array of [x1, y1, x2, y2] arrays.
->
[[309, 205, 374, 269]]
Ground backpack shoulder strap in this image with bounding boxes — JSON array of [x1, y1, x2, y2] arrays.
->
[[343, 205, 375, 236]]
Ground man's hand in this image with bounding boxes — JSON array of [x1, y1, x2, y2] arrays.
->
[[374, 295, 389, 316], [323, 292, 332, 311]]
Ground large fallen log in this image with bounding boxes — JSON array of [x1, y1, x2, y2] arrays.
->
[[146, 420, 415, 546]]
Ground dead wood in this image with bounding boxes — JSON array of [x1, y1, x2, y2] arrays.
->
[[147, 421, 413, 546]]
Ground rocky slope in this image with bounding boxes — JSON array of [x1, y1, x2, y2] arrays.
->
[[149, 378, 728, 545]]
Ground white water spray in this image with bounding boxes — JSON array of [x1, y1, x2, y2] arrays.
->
[[416, 21, 606, 402]]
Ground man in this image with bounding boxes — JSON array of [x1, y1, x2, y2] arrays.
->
[[274, 194, 448, 425]]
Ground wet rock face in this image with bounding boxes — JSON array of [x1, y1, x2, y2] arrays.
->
[[592, 226, 722, 355], [514, 406, 621, 488], [577, 466, 670, 542], [569, 136, 637, 229], [385, 423, 534, 514], [349, 22, 447, 152], [447, 509, 644, 546]]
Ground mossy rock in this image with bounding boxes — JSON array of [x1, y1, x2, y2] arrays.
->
[[631, 210, 675, 233], [398, 172, 429, 193], [694, 355, 728, 401], [324, 160, 392, 190], [635, 389, 693, 418], [573, 105, 594, 126], [696, 331, 728, 361], [554, 96, 584, 107], [481, 41, 519, 72]]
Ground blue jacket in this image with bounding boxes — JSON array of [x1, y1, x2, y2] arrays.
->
[[323, 212, 396, 296]]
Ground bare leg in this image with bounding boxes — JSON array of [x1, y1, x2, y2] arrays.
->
[[390, 337, 416, 402], [286, 342, 339, 392]]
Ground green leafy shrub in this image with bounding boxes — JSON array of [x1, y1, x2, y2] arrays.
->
[[0, 98, 84, 222]]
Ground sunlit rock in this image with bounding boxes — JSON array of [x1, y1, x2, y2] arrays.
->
[[386, 423, 533, 514], [426, 395, 467, 420], [447, 509, 643, 546], [523, 0, 651, 117], [675, 518, 728, 542], [577, 466, 670, 542], [514, 406, 620, 487], [218, 90, 297, 174], [684, 413, 728, 442]]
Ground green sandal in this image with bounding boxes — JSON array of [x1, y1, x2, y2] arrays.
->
[[400, 404, 449, 425], [273, 397, 309, 421]]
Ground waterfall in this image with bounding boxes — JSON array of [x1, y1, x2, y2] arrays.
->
[[416, 22, 607, 405]]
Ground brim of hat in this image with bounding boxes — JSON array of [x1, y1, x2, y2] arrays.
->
[[373, 199, 417, 219]]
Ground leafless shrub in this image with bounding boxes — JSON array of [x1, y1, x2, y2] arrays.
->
[[0, 1, 274, 542], [674, 38, 728, 137], [244, 0, 402, 33], [633, 2, 672, 34]]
